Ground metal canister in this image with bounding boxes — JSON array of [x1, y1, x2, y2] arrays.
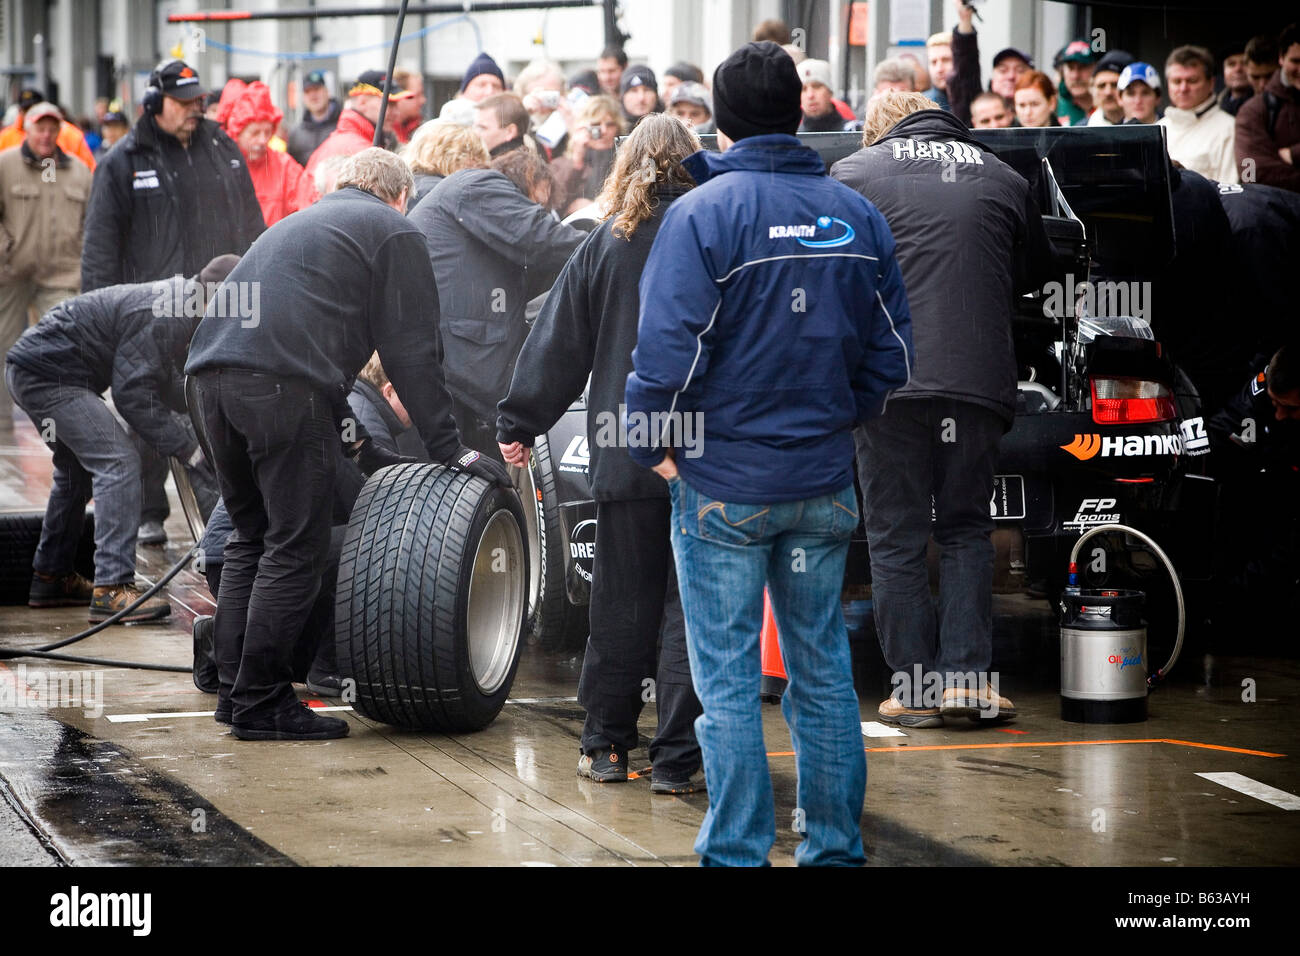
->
[[1060, 588, 1148, 723]]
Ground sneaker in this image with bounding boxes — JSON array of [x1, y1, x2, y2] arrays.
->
[[192, 615, 219, 693], [137, 521, 167, 546], [941, 685, 1017, 723], [29, 570, 94, 608], [576, 747, 628, 783], [89, 584, 171, 623], [878, 696, 944, 728], [304, 672, 344, 697], [650, 770, 707, 795], [231, 701, 350, 741]]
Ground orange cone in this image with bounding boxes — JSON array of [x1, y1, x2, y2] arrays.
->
[[760, 589, 786, 680]]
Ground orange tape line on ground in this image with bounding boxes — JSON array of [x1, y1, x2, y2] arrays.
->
[[765, 738, 1285, 759]]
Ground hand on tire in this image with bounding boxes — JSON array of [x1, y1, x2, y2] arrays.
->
[[444, 446, 512, 487], [356, 438, 418, 476]]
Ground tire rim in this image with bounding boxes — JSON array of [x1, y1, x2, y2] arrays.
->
[[466, 508, 525, 694], [514, 464, 543, 619]]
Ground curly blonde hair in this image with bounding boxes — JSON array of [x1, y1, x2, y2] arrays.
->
[[404, 119, 489, 177], [595, 112, 700, 239], [861, 90, 939, 145]]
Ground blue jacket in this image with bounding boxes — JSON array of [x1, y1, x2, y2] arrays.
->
[[625, 134, 913, 504]]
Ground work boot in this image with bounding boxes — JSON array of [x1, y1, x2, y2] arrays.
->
[[29, 570, 94, 608], [941, 685, 1017, 723], [231, 702, 350, 741], [137, 521, 167, 546], [878, 697, 944, 728], [650, 769, 707, 795], [192, 615, 219, 693], [577, 747, 628, 782], [89, 584, 171, 624]]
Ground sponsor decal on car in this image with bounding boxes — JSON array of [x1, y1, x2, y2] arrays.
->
[[1060, 433, 1182, 460], [1178, 416, 1210, 457], [1063, 497, 1121, 531], [568, 519, 596, 583], [558, 435, 590, 475]]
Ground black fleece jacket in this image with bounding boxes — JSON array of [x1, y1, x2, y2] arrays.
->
[[496, 186, 689, 502], [185, 186, 462, 462]]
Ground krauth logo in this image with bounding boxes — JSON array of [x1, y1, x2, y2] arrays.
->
[[768, 216, 856, 248], [1061, 433, 1182, 460]]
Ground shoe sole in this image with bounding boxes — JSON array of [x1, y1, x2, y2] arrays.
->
[[89, 606, 171, 624], [878, 710, 945, 728], [305, 681, 343, 697], [231, 724, 349, 740], [942, 697, 1017, 723], [650, 782, 706, 794]]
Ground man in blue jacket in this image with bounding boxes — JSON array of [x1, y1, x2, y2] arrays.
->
[[625, 41, 913, 867]]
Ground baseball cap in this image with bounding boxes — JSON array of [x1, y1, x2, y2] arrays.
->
[[17, 88, 45, 111], [796, 58, 833, 89], [668, 81, 712, 114], [156, 60, 208, 100], [1056, 40, 1098, 67], [24, 102, 63, 125], [101, 110, 128, 126], [992, 47, 1035, 69], [350, 70, 413, 100], [304, 70, 326, 89], [1118, 62, 1161, 92], [1093, 50, 1134, 77]]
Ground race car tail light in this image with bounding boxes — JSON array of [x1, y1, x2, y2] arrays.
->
[[1090, 376, 1176, 425]]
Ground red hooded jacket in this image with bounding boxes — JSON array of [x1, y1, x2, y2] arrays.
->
[[226, 82, 306, 225], [298, 108, 377, 208]]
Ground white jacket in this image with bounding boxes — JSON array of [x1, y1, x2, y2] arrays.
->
[[1159, 95, 1239, 184]]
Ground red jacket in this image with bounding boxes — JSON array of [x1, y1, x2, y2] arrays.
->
[[299, 109, 376, 207], [225, 82, 305, 225]]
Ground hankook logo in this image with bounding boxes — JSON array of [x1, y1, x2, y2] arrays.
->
[[1061, 433, 1183, 460]]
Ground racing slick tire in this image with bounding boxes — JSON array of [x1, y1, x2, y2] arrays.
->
[[335, 462, 528, 732], [516, 434, 588, 652]]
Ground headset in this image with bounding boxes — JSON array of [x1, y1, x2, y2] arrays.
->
[[142, 65, 165, 116]]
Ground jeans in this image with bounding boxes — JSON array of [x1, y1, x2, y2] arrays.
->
[[6, 362, 139, 585], [579, 497, 702, 780], [670, 475, 865, 866], [854, 397, 1004, 701], [192, 370, 336, 724]]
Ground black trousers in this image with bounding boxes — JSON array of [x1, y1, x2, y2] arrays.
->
[[203, 522, 344, 683], [579, 497, 703, 778], [193, 370, 336, 723]]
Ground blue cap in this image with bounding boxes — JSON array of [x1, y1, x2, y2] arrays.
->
[[1118, 62, 1160, 92]]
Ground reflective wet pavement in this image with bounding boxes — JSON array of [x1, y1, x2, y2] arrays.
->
[[3, 412, 1298, 867]]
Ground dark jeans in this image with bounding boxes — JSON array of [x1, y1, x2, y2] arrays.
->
[[855, 397, 1005, 704], [193, 370, 336, 724], [203, 522, 345, 682], [579, 497, 703, 779], [136, 437, 171, 524], [6, 362, 139, 585]]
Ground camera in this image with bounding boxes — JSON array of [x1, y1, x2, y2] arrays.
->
[[537, 90, 561, 109], [587, 123, 604, 139]]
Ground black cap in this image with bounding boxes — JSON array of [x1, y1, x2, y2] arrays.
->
[[711, 41, 802, 142], [992, 47, 1035, 69], [352, 69, 412, 99], [155, 60, 208, 100], [1093, 50, 1134, 77], [568, 69, 600, 95], [304, 70, 326, 89], [18, 88, 45, 111], [665, 61, 705, 84], [101, 110, 128, 126]]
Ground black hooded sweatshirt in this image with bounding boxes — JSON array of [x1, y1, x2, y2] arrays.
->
[[496, 185, 689, 501]]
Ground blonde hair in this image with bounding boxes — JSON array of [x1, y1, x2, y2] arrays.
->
[[926, 31, 952, 48], [862, 90, 938, 146], [359, 352, 389, 390], [404, 120, 489, 177], [514, 59, 565, 97], [574, 94, 622, 130], [336, 147, 415, 203], [596, 112, 700, 240]]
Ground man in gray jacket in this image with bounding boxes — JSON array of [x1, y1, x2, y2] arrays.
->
[[831, 91, 1053, 728]]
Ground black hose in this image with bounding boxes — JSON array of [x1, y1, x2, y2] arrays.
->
[[0, 546, 199, 673]]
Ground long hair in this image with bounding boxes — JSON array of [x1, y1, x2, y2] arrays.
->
[[595, 112, 700, 239]]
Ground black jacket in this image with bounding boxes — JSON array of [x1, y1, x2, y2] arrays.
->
[[185, 186, 462, 462], [830, 109, 1053, 423], [1217, 181, 1300, 365], [6, 276, 200, 458], [1208, 363, 1300, 476], [406, 172, 443, 213], [408, 168, 585, 418], [347, 378, 420, 457], [80, 114, 264, 292], [497, 187, 687, 502], [287, 99, 342, 166]]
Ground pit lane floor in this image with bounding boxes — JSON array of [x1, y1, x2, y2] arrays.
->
[[2, 411, 1298, 867]]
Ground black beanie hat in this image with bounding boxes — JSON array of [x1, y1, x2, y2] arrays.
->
[[711, 41, 802, 142], [461, 51, 504, 93]]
